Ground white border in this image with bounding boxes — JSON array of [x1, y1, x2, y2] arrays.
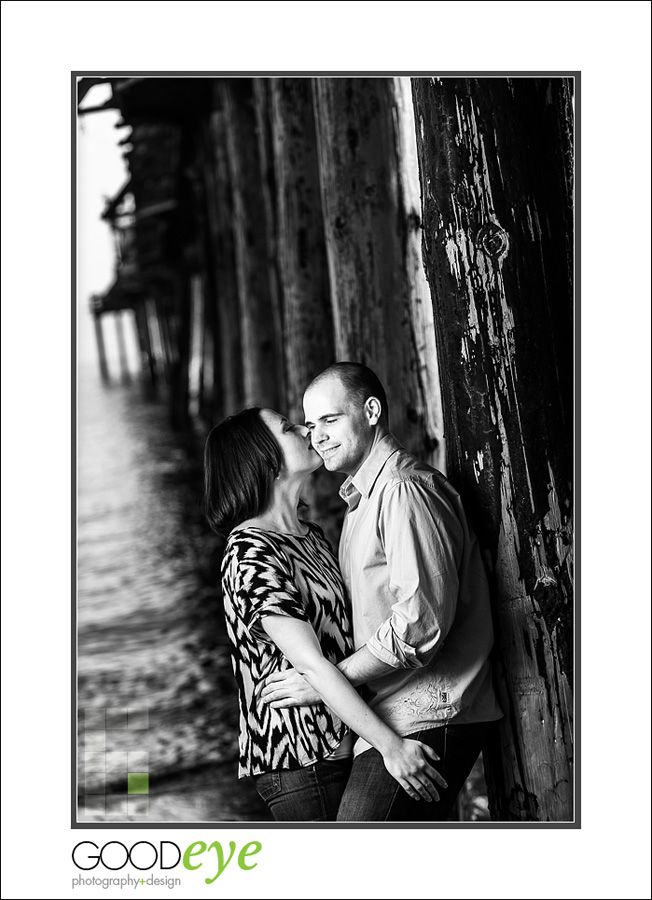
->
[[2, 2, 651, 898]]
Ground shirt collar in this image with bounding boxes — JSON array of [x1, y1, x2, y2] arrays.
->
[[339, 433, 402, 507]]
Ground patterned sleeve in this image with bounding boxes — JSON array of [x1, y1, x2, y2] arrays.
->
[[225, 532, 310, 641]]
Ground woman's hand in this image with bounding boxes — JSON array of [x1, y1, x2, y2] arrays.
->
[[381, 738, 448, 802], [258, 615, 448, 803]]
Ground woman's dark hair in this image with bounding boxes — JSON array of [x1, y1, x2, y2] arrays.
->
[[204, 407, 282, 538]]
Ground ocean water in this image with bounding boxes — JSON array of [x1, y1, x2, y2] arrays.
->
[[75, 362, 488, 823], [76, 364, 269, 822]]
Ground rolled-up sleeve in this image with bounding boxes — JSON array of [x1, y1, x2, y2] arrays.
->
[[365, 479, 463, 669]]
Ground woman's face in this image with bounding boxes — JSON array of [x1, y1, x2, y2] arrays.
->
[[259, 409, 322, 477]]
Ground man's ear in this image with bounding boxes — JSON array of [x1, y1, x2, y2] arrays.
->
[[365, 397, 382, 425]]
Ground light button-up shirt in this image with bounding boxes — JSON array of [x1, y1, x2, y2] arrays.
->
[[338, 434, 502, 754]]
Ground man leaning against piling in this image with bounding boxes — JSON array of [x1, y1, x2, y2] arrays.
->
[[261, 362, 502, 821]]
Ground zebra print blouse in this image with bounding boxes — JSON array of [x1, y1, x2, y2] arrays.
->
[[221, 521, 354, 778]]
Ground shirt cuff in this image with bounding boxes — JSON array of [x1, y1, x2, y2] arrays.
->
[[366, 621, 423, 669]]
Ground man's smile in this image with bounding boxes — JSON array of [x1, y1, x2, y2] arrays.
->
[[319, 444, 340, 458]]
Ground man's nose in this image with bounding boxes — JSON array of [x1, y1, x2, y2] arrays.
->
[[311, 423, 327, 444]]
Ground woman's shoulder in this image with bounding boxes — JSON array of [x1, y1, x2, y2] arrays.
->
[[221, 528, 290, 596], [223, 520, 329, 566], [228, 519, 321, 541], [224, 524, 285, 558]]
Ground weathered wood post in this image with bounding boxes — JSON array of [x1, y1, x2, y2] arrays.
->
[[148, 286, 174, 387], [205, 86, 245, 421], [90, 297, 109, 382], [411, 76, 574, 821], [220, 78, 282, 411], [114, 310, 130, 382], [312, 77, 443, 466], [169, 275, 192, 426], [268, 77, 343, 538], [269, 78, 335, 424], [134, 298, 157, 388], [252, 80, 286, 408]]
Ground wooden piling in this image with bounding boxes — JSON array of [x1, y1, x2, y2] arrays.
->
[[114, 311, 130, 382], [92, 308, 109, 382], [133, 300, 157, 387], [412, 76, 574, 822], [220, 78, 282, 410], [312, 77, 443, 466]]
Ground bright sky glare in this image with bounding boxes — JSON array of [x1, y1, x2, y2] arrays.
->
[[77, 83, 132, 368]]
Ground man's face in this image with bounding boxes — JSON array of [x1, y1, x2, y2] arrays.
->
[[303, 376, 375, 476], [259, 409, 322, 477]]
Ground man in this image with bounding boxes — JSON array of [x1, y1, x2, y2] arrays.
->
[[261, 362, 502, 821]]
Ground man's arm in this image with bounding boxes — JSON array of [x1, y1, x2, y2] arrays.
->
[[261, 477, 462, 708], [259, 614, 446, 801], [260, 645, 394, 707], [364, 478, 462, 669], [337, 644, 396, 685]]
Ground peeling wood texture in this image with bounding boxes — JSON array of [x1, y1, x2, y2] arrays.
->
[[269, 78, 335, 424], [220, 79, 281, 410], [269, 79, 344, 541], [412, 77, 574, 821], [313, 77, 443, 466]]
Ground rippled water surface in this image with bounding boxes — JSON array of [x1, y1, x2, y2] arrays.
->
[[77, 366, 269, 822], [76, 364, 488, 823]]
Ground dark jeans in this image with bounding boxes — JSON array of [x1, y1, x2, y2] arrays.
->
[[336, 722, 491, 822], [253, 756, 353, 821]]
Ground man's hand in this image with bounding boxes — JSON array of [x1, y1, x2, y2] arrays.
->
[[260, 668, 321, 707]]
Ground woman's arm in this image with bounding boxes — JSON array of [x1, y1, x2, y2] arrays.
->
[[260, 614, 447, 802]]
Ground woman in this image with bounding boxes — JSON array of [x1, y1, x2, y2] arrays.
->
[[204, 406, 444, 821]]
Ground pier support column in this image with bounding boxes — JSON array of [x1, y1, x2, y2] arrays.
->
[[134, 300, 157, 387], [115, 311, 131, 382], [92, 309, 109, 382]]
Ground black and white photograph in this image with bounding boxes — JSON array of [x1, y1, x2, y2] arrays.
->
[[2, 2, 650, 898], [75, 73, 575, 825]]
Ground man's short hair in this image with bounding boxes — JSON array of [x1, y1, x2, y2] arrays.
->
[[308, 362, 389, 425]]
